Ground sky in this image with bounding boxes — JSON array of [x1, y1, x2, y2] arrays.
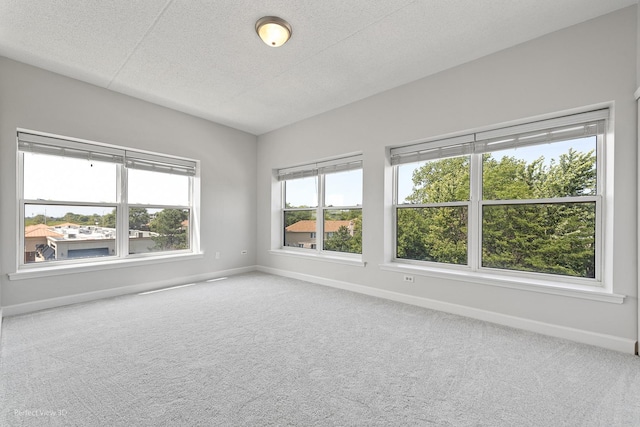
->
[[23, 152, 188, 218], [286, 169, 363, 208]]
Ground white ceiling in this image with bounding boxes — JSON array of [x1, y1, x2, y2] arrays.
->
[[0, 1, 636, 135]]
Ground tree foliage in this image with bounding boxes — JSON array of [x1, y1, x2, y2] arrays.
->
[[129, 208, 151, 231], [324, 225, 354, 253], [149, 209, 189, 251], [398, 148, 597, 278], [284, 209, 314, 227], [97, 207, 150, 230], [323, 215, 362, 254], [323, 210, 362, 254]]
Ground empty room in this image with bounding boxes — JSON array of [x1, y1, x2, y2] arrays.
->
[[1, 1, 640, 425]]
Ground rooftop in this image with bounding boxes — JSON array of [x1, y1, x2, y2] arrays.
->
[[286, 220, 352, 233], [24, 224, 63, 238]]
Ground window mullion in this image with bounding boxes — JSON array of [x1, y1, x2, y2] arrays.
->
[[117, 163, 128, 258], [469, 152, 483, 271], [392, 164, 398, 261], [318, 174, 324, 252], [17, 151, 25, 269], [595, 130, 605, 282], [281, 181, 286, 248]]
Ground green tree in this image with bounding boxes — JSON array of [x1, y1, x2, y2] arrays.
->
[[100, 208, 151, 230], [348, 216, 362, 254], [284, 206, 314, 227], [149, 209, 189, 251], [322, 209, 362, 254], [324, 225, 354, 253], [62, 212, 91, 225], [25, 214, 47, 226], [407, 156, 469, 203], [102, 209, 117, 228], [481, 149, 596, 277], [539, 149, 596, 197], [398, 156, 469, 264], [129, 207, 151, 231], [397, 206, 467, 264], [399, 147, 596, 278]]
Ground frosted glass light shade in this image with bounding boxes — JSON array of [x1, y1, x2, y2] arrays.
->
[[256, 16, 291, 47]]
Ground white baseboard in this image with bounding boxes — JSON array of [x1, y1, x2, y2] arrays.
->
[[2, 266, 257, 317], [257, 266, 637, 355]]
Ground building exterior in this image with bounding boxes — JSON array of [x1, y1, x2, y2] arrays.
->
[[24, 224, 64, 263], [284, 220, 353, 249], [25, 223, 156, 262]]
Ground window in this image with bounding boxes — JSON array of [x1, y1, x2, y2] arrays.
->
[[18, 131, 198, 268], [278, 155, 363, 255], [392, 109, 607, 284]]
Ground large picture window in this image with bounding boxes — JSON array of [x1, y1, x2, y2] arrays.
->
[[392, 109, 606, 283], [278, 155, 362, 255], [18, 131, 198, 267]]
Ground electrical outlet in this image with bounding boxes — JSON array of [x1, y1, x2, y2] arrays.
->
[[240, 250, 248, 255], [403, 275, 414, 283], [215, 252, 220, 259]]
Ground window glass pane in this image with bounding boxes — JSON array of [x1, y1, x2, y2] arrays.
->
[[483, 136, 596, 200], [323, 209, 362, 254], [129, 208, 190, 254], [397, 156, 470, 204], [396, 206, 468, 264], [23, 152, 117, 203], [128, 169, 189, 206], [482, 202, 595, 278], [24, 204, 117, 264], [285, 177, 318, 208], [283, 210, 316, 249], [324, 169, 362, 207]]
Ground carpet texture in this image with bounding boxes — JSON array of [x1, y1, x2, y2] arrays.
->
[[1, 272, 639, 426]]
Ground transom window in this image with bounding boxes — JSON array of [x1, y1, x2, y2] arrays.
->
[[18, 131, 198, 267], [278, 155, 363, 255], [392, 109, 607, 283]]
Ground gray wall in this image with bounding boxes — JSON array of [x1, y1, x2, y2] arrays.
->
[[257, 7, 638, 342], [637, 3, 640, 346], [0, 57, 257, 307]]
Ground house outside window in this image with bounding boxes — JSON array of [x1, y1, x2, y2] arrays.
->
[[18, 131, 199, 268], [279, 155, 362, 255], [391, 109, 607, 285]]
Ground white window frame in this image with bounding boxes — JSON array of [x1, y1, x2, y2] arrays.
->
[[278, 154, 363, 258], [390, 109, 609, 289], [15, 129, 200, 274]]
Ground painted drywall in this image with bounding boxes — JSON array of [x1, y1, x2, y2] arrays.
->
[[0, 57, 257, 307], [638, 3, 640, 87], [637, 0, 640, 349], [257, 7, 639, 343]]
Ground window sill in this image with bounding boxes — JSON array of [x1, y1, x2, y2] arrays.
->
[[8, 252, 205, 281], [269, 249, 366, 267], [379, 263, 625, 304]]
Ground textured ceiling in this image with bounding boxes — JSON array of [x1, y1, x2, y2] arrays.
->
[[0, 0, 636, 135]]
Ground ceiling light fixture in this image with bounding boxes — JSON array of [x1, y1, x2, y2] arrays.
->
[[256, 16, 292, 47]]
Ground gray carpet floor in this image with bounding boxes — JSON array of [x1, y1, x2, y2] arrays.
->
[[1, 272, 639, 426]]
